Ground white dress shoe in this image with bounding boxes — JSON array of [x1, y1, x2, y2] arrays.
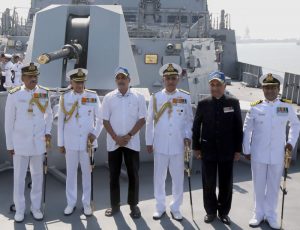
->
[[83, 205, 93, 216], [14, 212, 24, 223], [30, 209, 43, 220], [266, 218, 280, 230], [152, 210, 166, 220], [170, 211, 183, 221], [249, 216, 264, 227], [64, 206, 76, 216]]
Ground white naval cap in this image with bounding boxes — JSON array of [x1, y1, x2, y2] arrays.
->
[[159, 63, 182, 77], [21, 62, 40, 76], [259, 73, 283, 86], [66, 68, 88, 82], [4, 53, 12, 59]]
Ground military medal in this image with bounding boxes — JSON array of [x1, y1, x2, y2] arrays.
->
[[82, 97, 96, 104], [277, 107, 288, 116]]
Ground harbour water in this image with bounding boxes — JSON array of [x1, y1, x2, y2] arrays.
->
[[237, 42, 300, 75]]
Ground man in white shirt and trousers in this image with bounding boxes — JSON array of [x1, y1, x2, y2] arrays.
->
[[102, 67, 147, 219], [243, 73, 300, 229], [57, 68, 103, 216], [5, 62, 53, 222], [146, 63, 193, 221]]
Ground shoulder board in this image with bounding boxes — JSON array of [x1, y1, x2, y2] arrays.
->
[[85, 89, 97, 94], [151, 90, 161, 96], [280, 99, 292, 104], [179, 89, 190, 95], [8, 86, 21, 94], [62, 88, 72, 95], [250, 100, 263, 106], [38, 85, 49, 91]]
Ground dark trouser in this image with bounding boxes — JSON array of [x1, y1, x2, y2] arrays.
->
[[108, 147, 139, 207], [201, 159, 233, 216]]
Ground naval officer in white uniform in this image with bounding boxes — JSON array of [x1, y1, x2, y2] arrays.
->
[[57, 68, 103, 216], [146, 63, 193, 221], [5, 62, 53, 222], [243, 73, 300, 229], [2, 53, 14, 90], [11, 53, 24, 87]]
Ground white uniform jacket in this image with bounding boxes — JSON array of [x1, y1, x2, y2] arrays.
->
[[5, 85, 53, 156], [243, 99, 300, 164], [146, 89, 193, 155], [57, 89, 103, 151], [11, 61, 23, 87], [2, 61, 14, 89]]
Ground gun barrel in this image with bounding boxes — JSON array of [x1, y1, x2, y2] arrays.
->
[[38, 48, 71, 64], [37, 43, 82, 64]]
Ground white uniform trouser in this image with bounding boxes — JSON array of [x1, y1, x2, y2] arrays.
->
[[65, 150, 91, 207], [251, 161, 283, 221], [154, 153, 184, 213], [13, 155, 43, 213]]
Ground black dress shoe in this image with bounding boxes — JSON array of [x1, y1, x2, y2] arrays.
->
[[130, 205, 141, 219], [204, 214, 216, 223], [218, 215, 231, 225]]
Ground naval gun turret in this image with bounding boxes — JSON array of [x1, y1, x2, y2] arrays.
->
[[0, 4, 143, 171], [24, 4, 139, 89]]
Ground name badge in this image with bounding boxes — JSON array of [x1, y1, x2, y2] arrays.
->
[[277, 107, 288, 116], [223, 107, 234, 113]]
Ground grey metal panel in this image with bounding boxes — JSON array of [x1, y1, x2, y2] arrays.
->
[[162, 56, 180, 65], [282, 72, 289, 99], [242, 72, 259, 87], [286, 74, 295, 101], [35, 0, 207, 12], [25, 5, 69, 87], [94, 0, 206, 12], [292, 74, 299, 104], [86, 5, 139, 89]]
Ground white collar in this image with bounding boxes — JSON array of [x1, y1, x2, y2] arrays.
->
[[163, 88, 178, 95], [116, 88, 131, 97]]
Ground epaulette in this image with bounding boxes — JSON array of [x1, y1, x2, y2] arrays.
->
[[85, 89, 97, 94], [151, 90, 161, 96], [250, 100, 263, 106], [38, 85, 49, 91], [8, 86, 21, 94], [179, 89, 190, 95], [280, 99, 292, 104], [61, 88, 72, 95]]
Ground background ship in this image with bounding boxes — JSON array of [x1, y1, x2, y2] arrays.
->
[[0, 1, 300, 229], [1, 0, 300, 169]]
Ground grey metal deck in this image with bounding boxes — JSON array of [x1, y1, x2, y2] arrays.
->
[[0, 159, 300, 230]]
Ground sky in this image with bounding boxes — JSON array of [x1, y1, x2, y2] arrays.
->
[[1, 0, 300, 39], [208, 0, 300, 39]]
